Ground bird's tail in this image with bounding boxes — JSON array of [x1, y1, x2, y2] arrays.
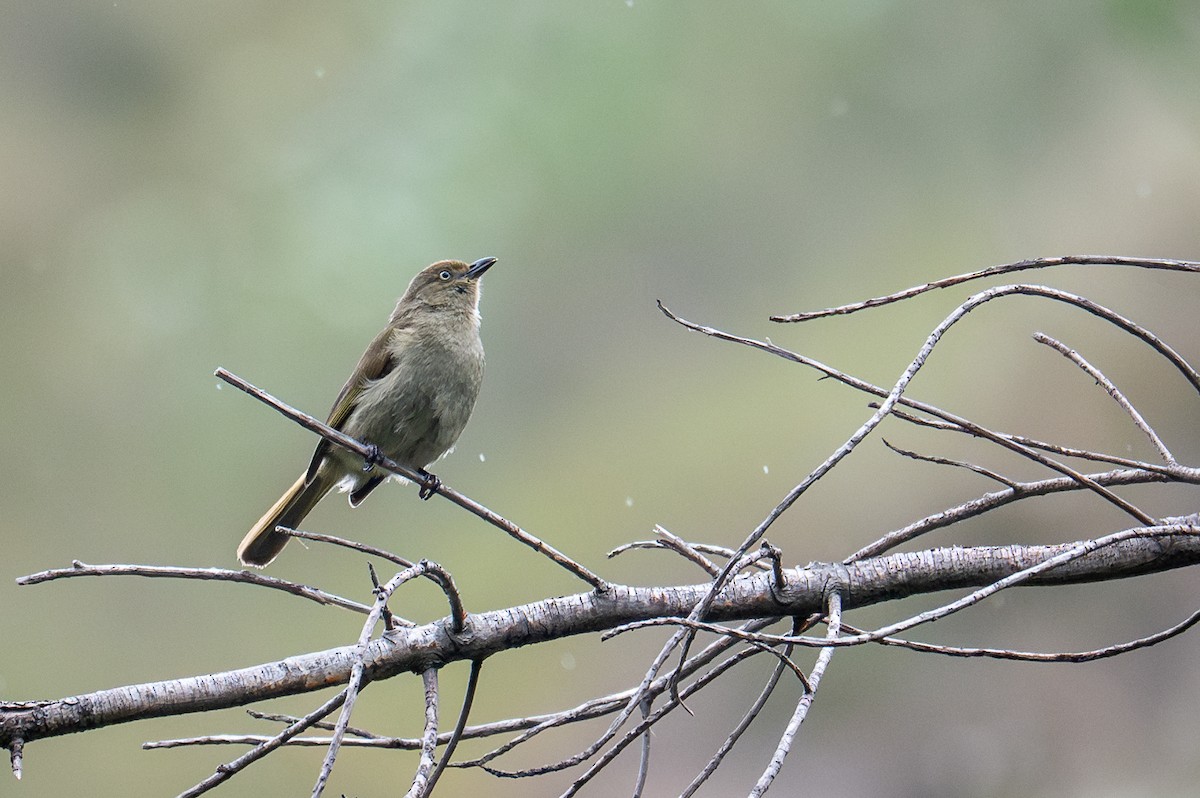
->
[[238, 471, 335, 567]]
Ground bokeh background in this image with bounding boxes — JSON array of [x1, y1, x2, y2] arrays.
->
[[4, 2, 1200, 796]]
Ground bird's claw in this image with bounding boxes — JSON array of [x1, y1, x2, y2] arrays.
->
[[362, 444, 383, 472], [417, 470, 441, 500]]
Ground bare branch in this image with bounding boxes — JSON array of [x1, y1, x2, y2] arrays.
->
[[452, 618, 781, 769], [8, 531, 1200, 760], [770, 255, 1200, 325], [245, 709, 382, 740], [608, 540, 757, 575], [632, 697, 652, 798], [619, 524, 1200, 651], [8, 738, 20, 781], [314, 561, 440, 796], [750, 591, 842, 796], [17, 561, 370, 614], [848, 465, 1192, 562], [178, 690, 347, 798], [659, 281, 1176, 708], [879, 404, 1181, 475], [774, 277, 1200, 396], [882, 438, 1021, 489], [6, 259, 1197, 794], [214, 368, 610, 592], [555, 636, 773, 795], [283, 528, 416, 569], [840, 605, 1200, 662], [405, 668, 440, 798], [653, 524, 722, 576], [1032, 332, 1175, 464], [680, 617, 806, 797], [423, 658, 482, 796], [669, 287, 1163, 529]]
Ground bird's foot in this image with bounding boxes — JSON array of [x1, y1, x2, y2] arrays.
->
[[362, 444, 383, 472], [417, 469, 441, 500]]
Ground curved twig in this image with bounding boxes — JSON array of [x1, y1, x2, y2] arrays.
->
[[1032, 332, 1175, 464], [770, 255, 1200, 322], [17, 562, 370, 615]]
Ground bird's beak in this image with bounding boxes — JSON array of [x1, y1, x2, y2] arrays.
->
[[466, 257, 497, 279]]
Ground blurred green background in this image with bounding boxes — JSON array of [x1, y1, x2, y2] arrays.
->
[[4, 2, 1200, 796]]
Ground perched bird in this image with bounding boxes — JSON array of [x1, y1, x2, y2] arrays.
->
[[237, 257, 496, 567]]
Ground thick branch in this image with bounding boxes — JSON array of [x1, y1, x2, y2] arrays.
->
[[5, 530, 1198, 752]]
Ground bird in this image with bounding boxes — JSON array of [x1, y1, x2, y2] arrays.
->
[[237, 257, 496, 567]]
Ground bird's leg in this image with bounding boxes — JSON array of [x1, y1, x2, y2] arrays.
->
[[362, 443, 383, 472], [417, 469, 441, 500]]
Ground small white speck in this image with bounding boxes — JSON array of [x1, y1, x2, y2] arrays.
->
[[625, 0, 634, 6], [315, 67, 326, 79], [478, 453, 486, 462], [625, 497, 634, 508], [763, 465, 769, 475], [765, 337, 773, 346], [215, 383, 222, 390], [1135, 181, 1152, 198], [561, 652, 576, 670], [831, 97, 849, 117]]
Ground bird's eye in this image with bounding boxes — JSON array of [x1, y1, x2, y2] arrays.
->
[[439, 270, 453, 281]]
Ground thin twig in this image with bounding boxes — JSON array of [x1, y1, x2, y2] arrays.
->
[[314, 561, 435, 798], [664, 289, 1171, 545], [773, 276, 1200, 396], [404, 668, 440, 798], [770, 255, 1200, 323], [286, 529, 466, 632], [839, 606, 1200, 662], [367, 563, 399, 631], [879, 405, 1183, 476], [177, 690, 347, 798], [215, 367, 609, 591], [1033, 332, 1176, 464], [653, 524, 722, 576], [474, 626, 689, 775], [749, 591, 842, 796], [423, 659, 483, 797], [283, 528, 416, 568], [680, 617, 804, 798], [17, 562, 370, 614], [608, 541, 760, 572], [555, 640, 779, 795], [882, 438, 1021, 489], [455, 618, 782, 771], [632, 697, 652, 798], [847, 466, 1185, 562], [245, 708, 382, 739], [660, 283, 1157, 706], [8, 737, 21, 780], [758, 542, 791, 605], [147, 735, 391, 750]]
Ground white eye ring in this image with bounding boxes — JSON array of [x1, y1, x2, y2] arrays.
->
[[439, 269, 453, 281]]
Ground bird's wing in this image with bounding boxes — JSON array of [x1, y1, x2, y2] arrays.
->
[[305, 324, 398, 484]]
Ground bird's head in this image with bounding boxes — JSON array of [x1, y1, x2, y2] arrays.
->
[[400, 257, 497, 313]]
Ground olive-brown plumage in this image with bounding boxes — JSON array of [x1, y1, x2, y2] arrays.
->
[[237, 257, 495, 567]]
